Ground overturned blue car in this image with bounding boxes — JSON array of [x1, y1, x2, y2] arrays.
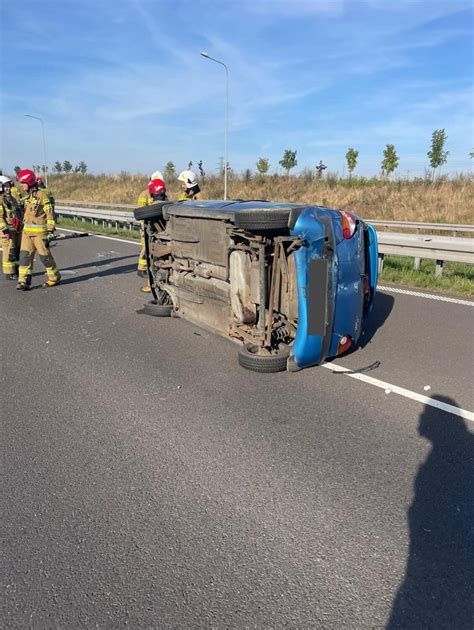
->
[[135, 200, 378, 372]]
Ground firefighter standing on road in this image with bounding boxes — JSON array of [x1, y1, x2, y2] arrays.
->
[[136, 178, 167, 279], [177, 170, 201, 200], [0, 176, 23, 280], [16, 169, 61, 291]]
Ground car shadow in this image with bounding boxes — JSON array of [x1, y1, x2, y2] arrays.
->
[[31, 255, 136, 278], [59, 254, 136, 272], [58, 262, 137, 285], [358, 291, 394, 349], [387, 395, 474, 629]]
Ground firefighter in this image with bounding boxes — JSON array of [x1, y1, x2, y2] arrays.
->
[[16, 169, 61, 291], [0, 176, 23, 280], [136, 178, 167, 279], [177, 170, 201, 200]]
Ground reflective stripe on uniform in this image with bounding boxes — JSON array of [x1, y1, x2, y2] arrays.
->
[[23, 224, 48, 234]]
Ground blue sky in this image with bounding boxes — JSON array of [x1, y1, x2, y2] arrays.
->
[[1, 0, 472, 176]]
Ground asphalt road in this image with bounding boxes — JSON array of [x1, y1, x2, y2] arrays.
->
[[1, 232, 473, 629]]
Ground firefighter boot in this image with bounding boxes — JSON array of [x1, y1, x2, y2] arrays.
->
[[42, 270, 62, 288], [16, 276, 31, 291]]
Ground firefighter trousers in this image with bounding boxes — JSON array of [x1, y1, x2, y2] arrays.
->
[[1, 232, 20, 277], [18, 233, 61, 286], [138, 221, 147, 271]]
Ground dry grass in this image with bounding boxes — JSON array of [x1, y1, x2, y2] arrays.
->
[[49, 172, 474, 224]]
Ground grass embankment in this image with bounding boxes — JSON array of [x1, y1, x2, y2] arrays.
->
[[50, 172, 474, 224]]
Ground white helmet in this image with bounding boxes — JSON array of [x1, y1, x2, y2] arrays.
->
[[150, 170, 164, 181], [0, 175, 12, 186], [177, 170, 197, 188]]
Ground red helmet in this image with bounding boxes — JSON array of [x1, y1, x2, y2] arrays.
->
[[17, 169, 37, 187], [147, 178, 166, 196]]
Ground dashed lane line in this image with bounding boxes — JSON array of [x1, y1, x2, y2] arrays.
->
[[378, 285, 473, 306]]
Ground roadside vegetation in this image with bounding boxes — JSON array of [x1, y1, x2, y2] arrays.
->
[[380, 257, 474, 296]]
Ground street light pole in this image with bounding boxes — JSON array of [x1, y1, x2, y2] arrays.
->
[[200, 52, 228, 200], [24, 114, 48, 186]]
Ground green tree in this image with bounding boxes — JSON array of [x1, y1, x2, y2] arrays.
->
[[256, 157, 270, 175], [77, 161, 88, 174], [427, 129, 449, 177], [345, 148, 359, 176], [279, 149, 297, 175], [63, 160, 73, 173], [14, 166, 21, 175], [165, 161, 176, 181], [381, 144, 399, 177], [53, 161, 63, 173]]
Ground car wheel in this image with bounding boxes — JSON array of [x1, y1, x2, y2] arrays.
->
[[234, 209, 290, 231], [142, 300, 173, 317], [238, 343, 290, 373], [134, 201, 170, 221]]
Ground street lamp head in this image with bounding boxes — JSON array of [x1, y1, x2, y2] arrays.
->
[[200, 51, 210, 58]]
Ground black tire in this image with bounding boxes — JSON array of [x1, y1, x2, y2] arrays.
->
[[142, 300, 173, 317], [238, 343, 290, 373], [134, 201, 170, 221], [234, 209, 290, 231]]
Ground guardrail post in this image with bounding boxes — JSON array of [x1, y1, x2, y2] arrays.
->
[[414, 257, 421, 270], [378, 253, 384, 273], [435, 260, 444, 278]]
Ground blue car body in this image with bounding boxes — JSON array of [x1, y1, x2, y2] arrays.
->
[[289, 205, 378, 369]]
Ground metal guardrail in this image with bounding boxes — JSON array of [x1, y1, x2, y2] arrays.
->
[[367, 219, 474, 234], [58, 199, 135, 209], [56, 206, 138, 230], [55, 204, 474, 277], [376, 232, 474, 277]]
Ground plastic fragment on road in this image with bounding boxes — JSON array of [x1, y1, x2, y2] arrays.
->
[[423, 385, 431, 391], [385, 388, 392, 394]]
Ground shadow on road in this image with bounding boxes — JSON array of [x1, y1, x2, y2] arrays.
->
[[31, 255, 136, 278], [387, 395, 474, 629], [59, 254, 136, 272], [59, 262, 137, 285], [358, 291, 394, 349]]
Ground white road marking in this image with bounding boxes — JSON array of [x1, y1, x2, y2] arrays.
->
[[378, 285, 474, 306], [321, 363, 474, 422]]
